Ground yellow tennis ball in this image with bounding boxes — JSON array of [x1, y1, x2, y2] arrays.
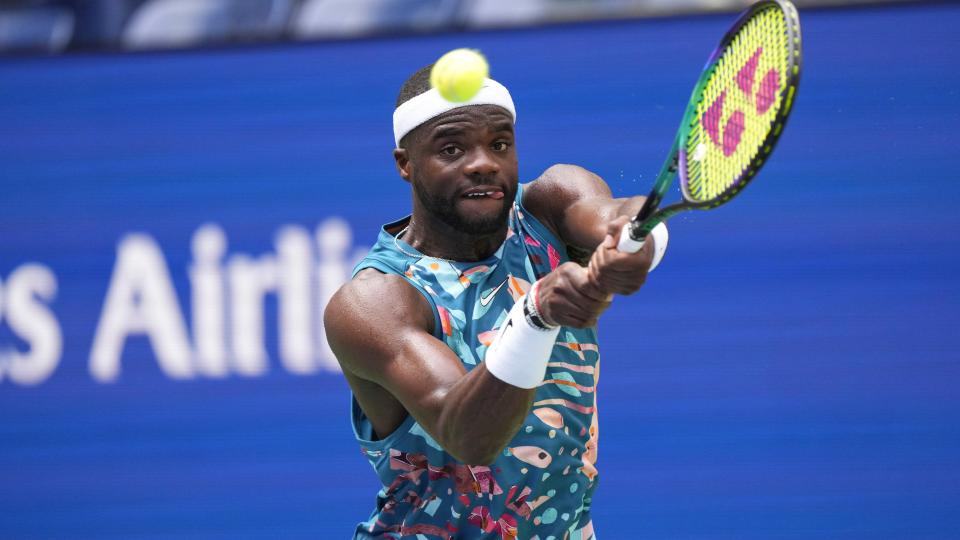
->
[[430, 48, 489, 103]]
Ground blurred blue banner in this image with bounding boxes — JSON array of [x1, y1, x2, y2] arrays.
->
[[1, 4, 959, 538]]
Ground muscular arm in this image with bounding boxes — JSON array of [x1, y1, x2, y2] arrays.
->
[[523, 163, 658, 302], [523, 163, 645, 252], [328, 167, 653, 465], [324, 269, 535, 465]]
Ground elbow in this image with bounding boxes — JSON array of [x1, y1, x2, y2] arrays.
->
[[466, 444, 506, 466], [433, 387, 521, 466], [435, 409, 508, 466]]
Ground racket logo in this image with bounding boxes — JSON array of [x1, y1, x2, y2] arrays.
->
[[701, 46, 782, 157]]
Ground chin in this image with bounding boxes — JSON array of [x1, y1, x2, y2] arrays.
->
[[414, 180, 516, 237], [460, 216, 507, 236], [449, 200, 511, 236]]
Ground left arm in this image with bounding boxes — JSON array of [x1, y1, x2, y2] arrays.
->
[[524, 164, 656, 300], [522, 163, 645, 252]]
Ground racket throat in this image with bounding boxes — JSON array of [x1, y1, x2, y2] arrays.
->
[[634, 145, 680, 227]]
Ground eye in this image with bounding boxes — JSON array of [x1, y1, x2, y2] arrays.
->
[[492, 141, 511, 152], [440, 145, 462, 157]]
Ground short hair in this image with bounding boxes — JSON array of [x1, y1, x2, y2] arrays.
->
[[396, 64, 433, 108], [395, 64, 434, 148]]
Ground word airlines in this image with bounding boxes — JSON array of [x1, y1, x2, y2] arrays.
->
[[0, 219, 365, 386]]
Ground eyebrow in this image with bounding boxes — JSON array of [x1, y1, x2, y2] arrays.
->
[[430, 119, 514, 140], [489, 120, 514, 134], [431, 125, 468, 139]]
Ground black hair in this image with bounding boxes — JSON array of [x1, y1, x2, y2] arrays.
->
[[395, 64, 435, 148], [396, 64, 434, 108]]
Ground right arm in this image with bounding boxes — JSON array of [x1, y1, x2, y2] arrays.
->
[[325, 263, 612, 465], [325, 269, 536, 465]]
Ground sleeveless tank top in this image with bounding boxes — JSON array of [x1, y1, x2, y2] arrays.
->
[[350, 185, 601, 540]]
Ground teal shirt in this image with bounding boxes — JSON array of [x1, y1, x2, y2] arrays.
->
[[351, 185, 601, 540]]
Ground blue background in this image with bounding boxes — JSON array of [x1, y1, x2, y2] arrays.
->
[[2, 4, 959, 538]]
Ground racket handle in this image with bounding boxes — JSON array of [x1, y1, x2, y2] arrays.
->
[[616, 221, 646, 253], [616, 221, 669, 272]]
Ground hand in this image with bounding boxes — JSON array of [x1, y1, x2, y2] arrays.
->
[[586, 216, 655, 296], [536, 262, 612, 329]]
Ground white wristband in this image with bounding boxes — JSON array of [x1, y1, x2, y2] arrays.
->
[[484, 283, 560, 389]]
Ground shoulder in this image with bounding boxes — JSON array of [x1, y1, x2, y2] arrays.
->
[[524, 164, 611, 204], [523, 165, 612, 226], [327, 269, 435, 334], [521, 164, 614, 249], [530, 163, 610, 193], [324, 269, 436, 373]]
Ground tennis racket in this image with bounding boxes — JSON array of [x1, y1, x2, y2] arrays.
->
[[618, 0, 802, 253]]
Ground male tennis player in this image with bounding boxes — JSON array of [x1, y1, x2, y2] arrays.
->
[[325, 65, 667, 540]]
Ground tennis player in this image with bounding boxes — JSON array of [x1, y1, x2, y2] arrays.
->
[[325, 64, 666, 540]]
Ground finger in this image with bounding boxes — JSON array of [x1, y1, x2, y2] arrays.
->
[[589, 249, 646, 296], [581, 265, 616, 301], [601, 277, 644, 297], [555, 275, 610, 311], [602, 233, 616, 249], [606, 215, 630, 238]]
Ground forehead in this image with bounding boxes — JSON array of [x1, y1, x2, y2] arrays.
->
[[419, 105, 514, 140]]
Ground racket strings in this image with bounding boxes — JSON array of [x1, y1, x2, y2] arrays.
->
[[685, 5, 791, 203]]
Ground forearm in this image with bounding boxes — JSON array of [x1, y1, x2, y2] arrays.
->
[[434, 365, 535, 465], [434, 280, 562, 464], [558, 195, 648, 251], [330, 274, 559, 465], [526, 164, 648, 250]]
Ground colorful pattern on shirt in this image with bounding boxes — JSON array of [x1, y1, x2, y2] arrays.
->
[[351, 185, 600, 540]]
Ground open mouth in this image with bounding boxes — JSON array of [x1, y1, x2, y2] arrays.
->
[[463, 191, 505, 199], [462, 187, 505, 200]]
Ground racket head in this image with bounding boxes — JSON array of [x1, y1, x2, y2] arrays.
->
[[678, 0, 802, 208]]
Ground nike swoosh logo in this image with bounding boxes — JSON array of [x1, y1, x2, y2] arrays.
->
[[479, 278, 509, 307]]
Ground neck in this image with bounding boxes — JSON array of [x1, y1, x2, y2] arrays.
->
[[402, 210, 508, 262]]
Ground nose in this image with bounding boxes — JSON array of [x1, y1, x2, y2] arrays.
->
[[462, 146, 499, 178]]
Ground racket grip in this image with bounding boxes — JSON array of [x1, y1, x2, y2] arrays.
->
[[616, 221, 669, 272], [616, 222, 645, 253]]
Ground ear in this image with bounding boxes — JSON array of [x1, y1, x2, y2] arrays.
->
[[393, 148, 412, 183]]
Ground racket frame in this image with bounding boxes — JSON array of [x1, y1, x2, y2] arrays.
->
[[625, 0, 802, 242]]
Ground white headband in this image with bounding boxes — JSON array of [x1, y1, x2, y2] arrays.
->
[[392, 78, 517, 147]]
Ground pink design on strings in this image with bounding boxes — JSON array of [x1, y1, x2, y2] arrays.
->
[[702, 90, 726, 146], [723, 111, 745, 156], [756, 68, 780, 115], [701, 46, 776, 157], [736, 47, 763, 99]]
